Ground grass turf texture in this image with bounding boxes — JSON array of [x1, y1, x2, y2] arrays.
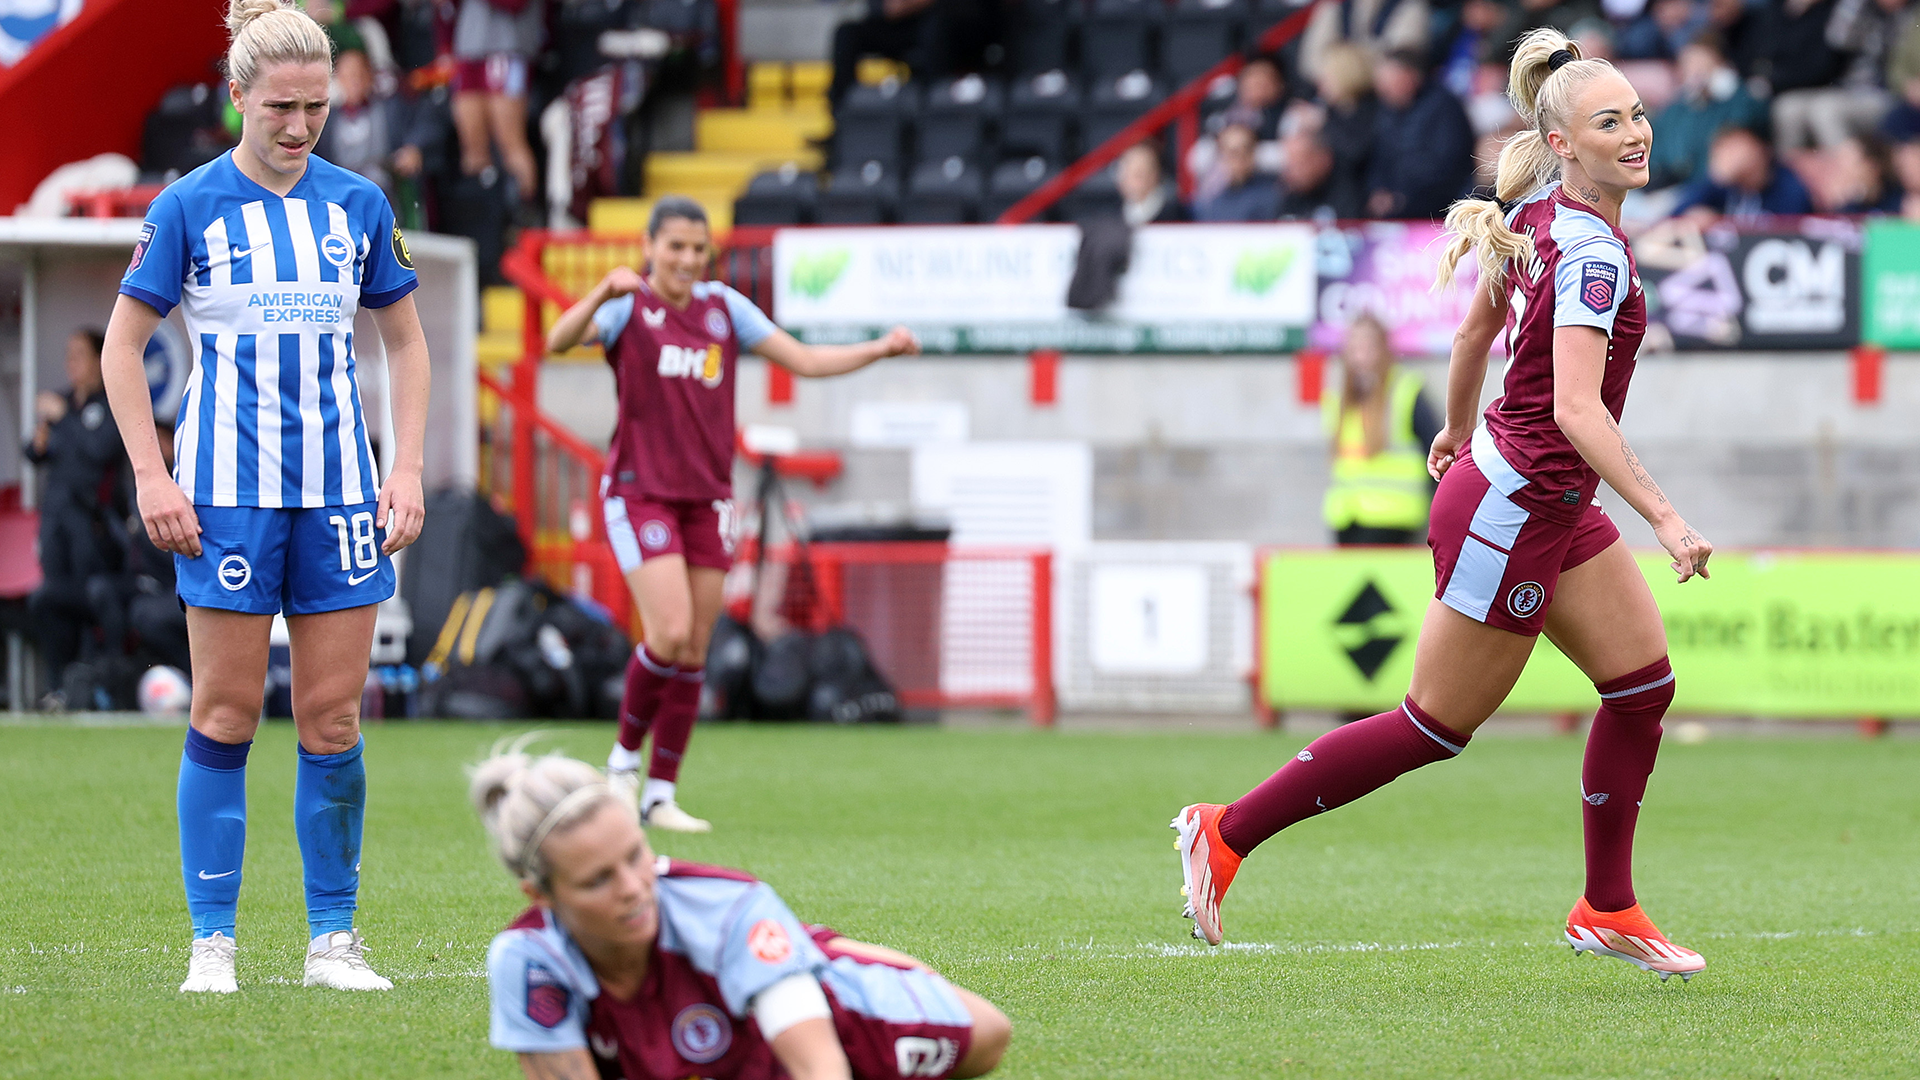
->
[[2, 722, 1918, 1079]]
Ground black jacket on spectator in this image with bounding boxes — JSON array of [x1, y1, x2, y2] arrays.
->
[[24, 390, 127, 581], [1747, 0, 1847, 93], [1324, 97, 1377, 221], [1368, 79, 1475, 219]]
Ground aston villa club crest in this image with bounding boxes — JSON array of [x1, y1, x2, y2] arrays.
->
[[671, 1003, 733, 1063]]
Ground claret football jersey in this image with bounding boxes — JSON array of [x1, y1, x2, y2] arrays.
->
[[120, 152, 417, 509], [593, 280, 776, 503], [1480, 182, 1647, 524]]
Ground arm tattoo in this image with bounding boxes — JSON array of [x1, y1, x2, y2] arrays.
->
[[1603, 413, 1667, 505]]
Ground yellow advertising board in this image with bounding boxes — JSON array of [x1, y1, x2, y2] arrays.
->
[[1260, 549, 1920, 718]]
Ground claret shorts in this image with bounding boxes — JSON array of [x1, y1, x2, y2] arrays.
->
[[1428, 428, 1620, 635]]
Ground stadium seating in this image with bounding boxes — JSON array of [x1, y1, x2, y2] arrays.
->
[[1007, 0, 1080, 76], [1001, 70, 1083, 166], [816, 162, 900, 224], [732, 167, 820, 226], [1081, 0, 1166, 80], [986, 157, 1060, 221], [903, 157, 986, 223], [1164, 0, 1248, 84], [1082, 70, 1168, 156]]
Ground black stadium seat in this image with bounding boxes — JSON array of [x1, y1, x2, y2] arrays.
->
[[1001, 69, 1082, 164], [920, 74, 1004, 167], [1008, 0, 1079, 76], [1080, 0, 1163, 79], [916, 114, 986, 169], [832, 79, 918, 170], [1164, 0, 1248, 84], [816, 162, 900, 224], [732, 168, 819, 226], [985, 157, 1059, 221], [1083, 69, 1166, 155], [1059, 167, 1124, 221], [901, 156, 985, 223]]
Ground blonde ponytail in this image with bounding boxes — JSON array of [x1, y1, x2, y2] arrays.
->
[[225, 0, 331, 90], [469, 736, 635, 884], [1434, 27, 1620, 292]]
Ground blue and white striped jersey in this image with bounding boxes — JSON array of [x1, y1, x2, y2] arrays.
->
[[120, 152, 418, 508]]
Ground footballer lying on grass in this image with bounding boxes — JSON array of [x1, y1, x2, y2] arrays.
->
[[472, 744, 1012, 1080]]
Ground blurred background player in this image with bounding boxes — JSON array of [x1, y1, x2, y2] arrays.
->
[[101, 0, 431, 993], [1175, 29, 1716, 983], [544, 197, 918, 833], [1322, 313, 1439, 547], [471, 746, 1011, 1079]]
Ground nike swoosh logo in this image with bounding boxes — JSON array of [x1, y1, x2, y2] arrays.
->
[[197, 869, 237, 880], [230, 239, 274, 261], [347, 568, 379, 585]]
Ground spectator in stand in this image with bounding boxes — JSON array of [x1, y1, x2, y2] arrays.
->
[[1211, 55, 1290, 141], [1367, 49, 1475, 219], [1299, 0, 1431, 83], [1893, 136, 1920, 214], [1617, 0, 1709, 60], [1276, 126, 1347, 219], [1830, 133, 1906, 208], [1489, 0, 1604, 64], [1768, 0, 1909, 149], [1192, 123, 1279, 221], [1437, 0, 1510, 96], [1651, 34, 1771, 187], [1116, 144, 1189, 226], [1315, 44, 1378, 221], [316, 42, 445, 214], [450, 0, 543, 211], [1674, 125, 1816, 219], [1747, 0, 1850, 148]]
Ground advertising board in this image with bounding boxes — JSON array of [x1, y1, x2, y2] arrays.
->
[[1862, 219, 1920, 348], [772, 224, 1317, 353], [1261, 549, 1920, 718], [1631, 217, 1861, 351]]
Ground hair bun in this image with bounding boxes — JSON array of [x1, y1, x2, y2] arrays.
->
[[227, 0, 290, 38]]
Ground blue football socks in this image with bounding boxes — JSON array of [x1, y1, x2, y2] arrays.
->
[[179, 728, 251, 940], [295, 736, 366, 939]]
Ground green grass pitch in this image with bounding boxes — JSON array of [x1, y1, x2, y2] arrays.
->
[[3, 719, 1919, 1079]]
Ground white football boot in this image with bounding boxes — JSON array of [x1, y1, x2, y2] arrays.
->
[[303, 930, 394, 991], [179, 932, 238, 993], [607, 765, 641, 807], [642, 799, 712, 833]]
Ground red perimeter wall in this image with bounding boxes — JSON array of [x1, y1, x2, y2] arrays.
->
[[0, 0, 228, 212]]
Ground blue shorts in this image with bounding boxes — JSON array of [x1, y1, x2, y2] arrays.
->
[[177, 503, 396, 616]]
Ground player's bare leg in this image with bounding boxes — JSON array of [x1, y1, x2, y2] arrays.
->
[[287, 606, 391, 990], [1177, 601, 1535, 944], [177, 608, 273, 992], [618, 556, 720, 832], [1545, 540, 1704, 980]]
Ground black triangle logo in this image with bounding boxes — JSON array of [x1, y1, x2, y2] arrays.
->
[[1344, 636, 1402, 681], [1337, 581, 1393, 625]]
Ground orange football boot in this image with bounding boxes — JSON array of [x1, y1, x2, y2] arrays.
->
[[1565, 897, 1706, 981], [1171, 804, 1242, 946]]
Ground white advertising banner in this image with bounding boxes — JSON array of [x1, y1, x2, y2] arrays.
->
[[772, 224, 1316, 353]]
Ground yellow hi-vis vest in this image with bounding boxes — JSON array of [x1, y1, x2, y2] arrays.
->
[[1321, 370, 1432, 531]]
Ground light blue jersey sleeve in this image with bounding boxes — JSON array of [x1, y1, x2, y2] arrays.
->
[[119, 188, 189, 317], [1550, 216, 1631, 336], [592, 293, 634, 346], [657, 876, 826, 1017], [487, 929, 595, 1054], [718, 283, 777, 351], [360, 196, 419, 309]]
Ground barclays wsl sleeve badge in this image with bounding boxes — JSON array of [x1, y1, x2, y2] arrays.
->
[[129, 221, 155, 273], [1579, 260, 1617, 314], [391, 225, 414, 271]]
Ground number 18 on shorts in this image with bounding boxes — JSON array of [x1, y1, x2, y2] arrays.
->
[[177, 503, 397, 615]]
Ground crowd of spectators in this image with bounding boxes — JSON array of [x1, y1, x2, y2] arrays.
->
[[130, 0, 719, 282], [1075, 0, 1920, 225]]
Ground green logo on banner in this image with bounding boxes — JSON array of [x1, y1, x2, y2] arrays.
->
[[788, 248, 851, 299], [1231, 246, 1296, 296]]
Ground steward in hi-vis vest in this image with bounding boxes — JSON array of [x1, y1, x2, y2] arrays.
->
[[1321, 366, 1438, 541]]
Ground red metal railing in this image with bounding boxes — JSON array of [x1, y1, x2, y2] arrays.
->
[[998, 1, 1322, 223]]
